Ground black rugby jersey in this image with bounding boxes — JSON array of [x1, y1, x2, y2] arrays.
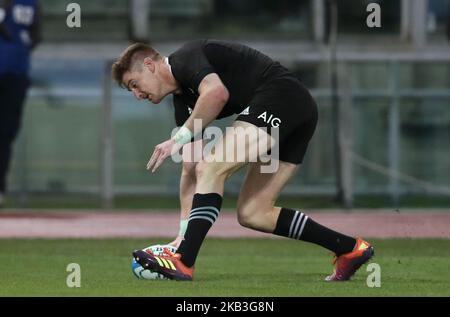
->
[[170, 40, 293, 126]]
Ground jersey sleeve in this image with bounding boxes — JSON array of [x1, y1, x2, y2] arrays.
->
[[173, 95, 191, 127], [170, 41, 216, 92]]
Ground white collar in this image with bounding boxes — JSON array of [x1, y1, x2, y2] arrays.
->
[[165, 57, 173, 75]]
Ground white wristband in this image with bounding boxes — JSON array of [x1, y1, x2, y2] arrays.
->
[[172, 126, 193, 146], [178, 219, 188, 237]]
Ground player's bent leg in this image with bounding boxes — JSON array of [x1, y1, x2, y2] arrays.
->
[[179, 161, 198, 214], [236, 161, 374, 281], [237, 161, 298, 232], [195, 120, 275, 195], [169, 140, 204, 248], [167, 160, 198, 248], [194, 160, 246, 195], [169, 121, 273, 277]]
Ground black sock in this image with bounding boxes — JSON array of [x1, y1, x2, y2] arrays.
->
[[273, 207, 356, 256], [177, 193, 223, 267]]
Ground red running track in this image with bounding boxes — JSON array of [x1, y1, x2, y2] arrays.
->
[[0, 209, 449, 239]]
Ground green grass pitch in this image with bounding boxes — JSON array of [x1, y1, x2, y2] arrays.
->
[[0, 238, 448, 296]]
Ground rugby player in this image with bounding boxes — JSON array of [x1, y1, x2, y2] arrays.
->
[[112, 40, 374, 281]]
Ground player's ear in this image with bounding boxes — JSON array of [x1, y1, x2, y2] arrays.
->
[[143, 57, 155, 73]]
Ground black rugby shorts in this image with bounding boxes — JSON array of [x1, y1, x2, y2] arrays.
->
[[235, 77, 318, 164]]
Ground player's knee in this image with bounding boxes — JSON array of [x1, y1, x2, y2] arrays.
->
[[182, 161, 197, 179], [195, 160, 234, 181], [237, 203, 259, 229], [237, 213, 254, 229], [194, 161, 209, 180], [237, 199, 275, 230]]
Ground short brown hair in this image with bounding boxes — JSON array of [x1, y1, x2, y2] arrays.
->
[[111, 43, 162, 88]]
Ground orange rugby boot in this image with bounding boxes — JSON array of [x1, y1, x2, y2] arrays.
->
[[325, 238, 374, 282]]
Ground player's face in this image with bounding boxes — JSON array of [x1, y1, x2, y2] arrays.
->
[[123, 65, 164, 104]]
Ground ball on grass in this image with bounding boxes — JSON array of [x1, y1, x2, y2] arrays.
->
[[131, 244, 177, 280]]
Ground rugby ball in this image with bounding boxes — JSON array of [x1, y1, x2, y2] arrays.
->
[[131, 244, 177, 280]]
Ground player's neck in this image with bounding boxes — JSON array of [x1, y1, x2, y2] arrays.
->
[[162, 56, 182, 94]]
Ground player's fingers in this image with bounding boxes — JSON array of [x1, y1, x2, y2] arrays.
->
[[151, 156, 165, 173], [147, 148, 160, 170], [148, 147, 162, 169], [152, 152, 168, 173]]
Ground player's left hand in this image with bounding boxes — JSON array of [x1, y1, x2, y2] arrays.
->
[[147, 139, 182, 172], [167, 235, 184, 249]]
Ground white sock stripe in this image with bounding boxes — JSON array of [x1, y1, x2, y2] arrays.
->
[[288, 210, 300, 238], [189, 210, 219, 220], [190, 206, 220, 216], [292, 212, 305, 239], [188, 215, 215, 225], [189, 211, 218, 222], [297, 215, 309, 239]]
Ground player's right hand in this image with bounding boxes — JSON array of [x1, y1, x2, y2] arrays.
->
[[147, 139, 179, 172]]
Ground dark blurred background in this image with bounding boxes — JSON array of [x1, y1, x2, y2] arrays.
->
[[5, 0, 450, 209]]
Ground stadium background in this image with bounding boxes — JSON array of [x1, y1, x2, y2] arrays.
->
[[5, 0, 450, 208], [1, 0, 450, 297]]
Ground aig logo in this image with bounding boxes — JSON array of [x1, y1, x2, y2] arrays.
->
[[257, 111, 281, 128]]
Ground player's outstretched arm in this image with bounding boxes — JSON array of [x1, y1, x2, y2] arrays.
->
[[147, 74, 228, 172], [167, 161, 196, 248], [167, 140, 202, 248]]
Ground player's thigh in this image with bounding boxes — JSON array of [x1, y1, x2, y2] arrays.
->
[[181, 139, 205, 177], [207, 120, 275, 163], [198, 120, 275, 178]]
